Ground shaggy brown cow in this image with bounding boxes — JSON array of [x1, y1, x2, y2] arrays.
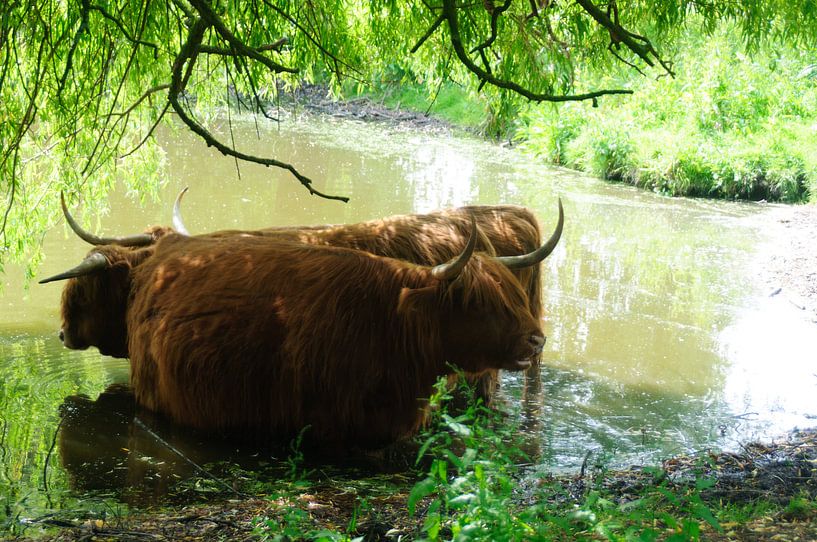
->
[[131, 231, 541, 445], [50, 192, 563, 402], [45, 224, 546, 447], [172, 188, 557, 329], [173, 190, 564, 399]]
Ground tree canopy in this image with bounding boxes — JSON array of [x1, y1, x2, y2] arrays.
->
[[1, 0, 815, 268]]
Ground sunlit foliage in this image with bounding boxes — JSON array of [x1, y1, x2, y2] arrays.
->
[[1, 0, 815, 267], [519, 25, 817, 202]]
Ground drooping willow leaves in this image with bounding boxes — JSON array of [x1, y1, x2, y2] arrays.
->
[[0, 0, 814, 268]]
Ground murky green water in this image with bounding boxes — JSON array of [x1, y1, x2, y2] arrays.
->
[[2, 115, 815, 532]]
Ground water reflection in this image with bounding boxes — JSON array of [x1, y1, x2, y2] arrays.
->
[[1, 114, 815, 527], [57, 384, 415, 506], [58, 385, 269, 504]]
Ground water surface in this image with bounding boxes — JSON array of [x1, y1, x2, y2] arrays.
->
[[2, 114, 815, 531]]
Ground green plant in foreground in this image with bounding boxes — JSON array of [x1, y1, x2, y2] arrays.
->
[[408, 376, 727, 541]]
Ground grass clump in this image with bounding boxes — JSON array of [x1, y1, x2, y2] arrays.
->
[[518, 26, 817, 203]]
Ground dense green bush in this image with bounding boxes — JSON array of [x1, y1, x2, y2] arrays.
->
[[519, 26, 817, 203]]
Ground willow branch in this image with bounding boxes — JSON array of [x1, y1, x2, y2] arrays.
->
[[261, 0, 362, 77], [109, 84, 170, 117], [198, 37, 287, 56], [574, 0, 675, 76], [168, 17, 349, 202], [234, 53, 277, 121], [119, 102, 170, 158], [58, 0, 91, 96], [89, 3, 158, 50], [440, 0, 632, 102], [187, 0, 296, 74], [411, 14, 445, 53], [470, 0, 513, 55]]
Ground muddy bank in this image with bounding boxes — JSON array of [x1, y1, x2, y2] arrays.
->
[[760, 203, 817, 318], [280, 83, 458, 134], [20, 429, 817, 541]]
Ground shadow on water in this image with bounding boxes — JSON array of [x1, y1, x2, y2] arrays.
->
[[55, 384, 423, 507]]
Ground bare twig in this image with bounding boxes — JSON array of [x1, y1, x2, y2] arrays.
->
[[134, 417, 246, 497], [42, 417, 65, 493]]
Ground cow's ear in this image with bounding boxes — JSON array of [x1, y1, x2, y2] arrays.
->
[[397, 286, 437, 316]]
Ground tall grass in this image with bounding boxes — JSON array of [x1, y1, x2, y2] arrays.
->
[[407, 377, 727, 541], [518, 26, 817, 203]]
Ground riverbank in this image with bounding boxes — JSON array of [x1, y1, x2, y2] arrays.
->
[[762, 204, 817, 318], [19, 428, 817, 541]]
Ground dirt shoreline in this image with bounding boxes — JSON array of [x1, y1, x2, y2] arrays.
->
[[760, 203, 817, 318]]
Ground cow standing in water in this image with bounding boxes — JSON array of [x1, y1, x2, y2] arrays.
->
[[49, 192, 564, 402], [172, 190, 563, 400], [43, 219, 549, 447]]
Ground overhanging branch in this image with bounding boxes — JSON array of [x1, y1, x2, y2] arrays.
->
[[574, 0, 675, 77], [167, 16, 349, 203], [187, 0, 296, 75], [439, 0, 632, 102]]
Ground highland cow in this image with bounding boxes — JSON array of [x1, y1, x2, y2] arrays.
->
[[44, 223, 548, 446], [128, 228, 542, 446], [173, 190, 564, 399], [49, 192, 563, 402]]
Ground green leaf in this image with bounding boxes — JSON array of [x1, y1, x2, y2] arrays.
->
[[408, 477, 438, 516], [415, 433, 440, 465], [442, 414, 472, 437], [448, 492, 477, 509], [692, 503, 722, 531]]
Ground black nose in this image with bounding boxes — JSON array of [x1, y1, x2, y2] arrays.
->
[[528, 334, 545, 353], [58, 330, 65, 342]]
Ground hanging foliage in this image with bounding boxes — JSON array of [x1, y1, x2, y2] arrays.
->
[[0, 0, 815, 266]]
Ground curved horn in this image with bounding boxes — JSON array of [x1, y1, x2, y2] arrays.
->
[[431, 214, 478, 281], [38, 252, 110, 284], [61, 192, 153, 247], [172, 186, 190, 235], [495, 197, 564, 269]]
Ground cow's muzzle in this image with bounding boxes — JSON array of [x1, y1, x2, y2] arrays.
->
[[508, 334, 545, 371]]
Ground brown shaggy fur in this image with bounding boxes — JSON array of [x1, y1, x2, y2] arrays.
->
[[125, 234, 542, 447], [195, 205, 546, 401], [58, 246, 155, 358], [204, 205, 543, 320], [53, 206, 549, 404]]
